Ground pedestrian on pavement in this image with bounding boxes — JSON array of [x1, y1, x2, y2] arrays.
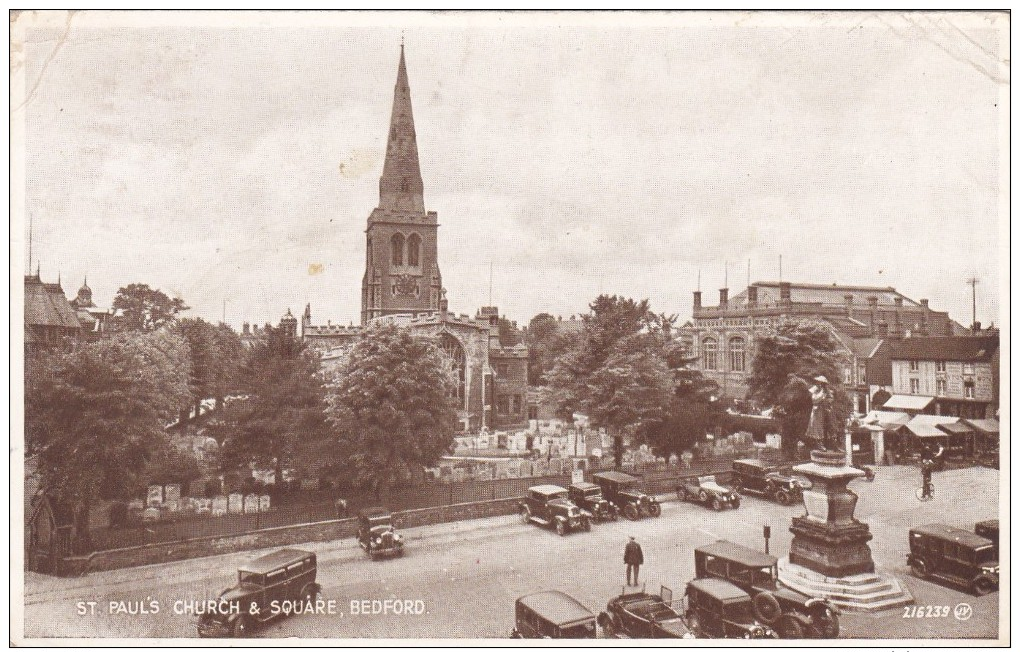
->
[[624, 536, 644, 586]]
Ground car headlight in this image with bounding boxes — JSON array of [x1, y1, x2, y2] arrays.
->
[[393, 533, 401, 540], [374, 537, 381, 544]]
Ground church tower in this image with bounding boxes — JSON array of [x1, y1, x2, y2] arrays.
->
[[361, 45, 443, 324]]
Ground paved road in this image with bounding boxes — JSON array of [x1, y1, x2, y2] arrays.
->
[[21, 465, 1002, 641]]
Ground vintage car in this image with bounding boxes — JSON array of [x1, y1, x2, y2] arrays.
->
[[357, 507, 404, 559], [598, 586, 694, 639], [729, 459, 811, 505], [907, 523, 999, 595], [694, 541, 839, 638], [519, 484, 591, 535], [677, 475, 740, 510], [196, 548, 320, 638], [567, 482, 618, 522], [684, 578, 778, 639], [592, 471, 662, 520], [511, 590, 598, 638]]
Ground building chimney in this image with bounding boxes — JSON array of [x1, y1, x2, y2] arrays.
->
[[693, 290, 702, 310], [877, 321, 889, 338], [920, 298, 929, 308], [719, 288, 729, 308], [779, 282, 792, 302], [973, 320, 982, 333], [867, 296, 878, 334], [242, 322, 250, 335], [747, 285, 758, 307], [844, 294, 853, 316], [893, 297, 903, 336]]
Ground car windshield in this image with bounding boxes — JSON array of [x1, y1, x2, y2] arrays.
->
[[548, 491, 568, 501], [583, 488, 600, 497], [976, 547, 997, 564], [699, 475, 716, 484], [238, 571, 262, 587], [750, 566, 776, 589], [558, 622, 595, 639], [724, 600, 754, 621]]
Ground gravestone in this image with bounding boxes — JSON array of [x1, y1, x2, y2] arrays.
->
[[195, 498, 212, 515], [211, 496, 228, 517], [259, 495, 271, 512], [228, 493, 244, 514], [164, 484, 182, 503], [519, 460, 534, 477], [244, 494, 260, 514], [163, 499, 180, 513], [146, 485, 163, 508], [548, 458, 562, 475], [142, 507, 160, 522]]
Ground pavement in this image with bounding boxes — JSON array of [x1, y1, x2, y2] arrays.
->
[[19, 464, 1003, 641]]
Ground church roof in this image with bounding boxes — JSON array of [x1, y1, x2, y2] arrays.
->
[[378, 44, 425, 213], [24, 274, 82, 329]]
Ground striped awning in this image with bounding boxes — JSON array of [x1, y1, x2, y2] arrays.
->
[[938, 422, 974, 436], [906, 423, 948, 438], [882, 394, 934, 411]]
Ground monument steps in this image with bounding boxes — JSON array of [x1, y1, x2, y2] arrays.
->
[[778, 558, 914, 612]]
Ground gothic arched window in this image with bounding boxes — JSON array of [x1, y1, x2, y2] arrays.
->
[[407, 233, 421, 267], [728, 337, 745, 372], [439, 333, 466, 405], [366, 236, 373, 267], [702, 337, 718, 371], [391, 233, 404, 266]]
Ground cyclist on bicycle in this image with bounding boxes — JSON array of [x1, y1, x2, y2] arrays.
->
[[919, 443, 944, 499]]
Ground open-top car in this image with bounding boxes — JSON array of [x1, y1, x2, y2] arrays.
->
[[520, 484, 591, 535], [684, 578, 778, 639], [694, 541, 839, 638], [357, 507, 404, 560], [730, 459, 811, 505], [677, 475, 740, 510], [592, 471, 661, 520], [598, 586, 694, 639], [907, 523, 999, 596], [567, 482, 618, 522], [511, 590, 597, 638], [196, 548, 320, 638]]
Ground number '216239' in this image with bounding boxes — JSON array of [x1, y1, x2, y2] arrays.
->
[[903, 605, 950, 618]]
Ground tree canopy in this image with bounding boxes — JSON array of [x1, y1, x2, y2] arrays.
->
[[111, 283, 188, 332], [323, 324, 458, 493]]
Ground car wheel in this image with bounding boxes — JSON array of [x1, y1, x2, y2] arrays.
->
[[711, 497, 722, 511], [623, 504, 639, 521], [677, 487, 687, 501], [911, 558, 930, 579], [301, 584, 318, 604], [775, 614, 806, 639], [520, 507, 531, 525], [597, 612, 617, 637], [752, 592, 782, 624], [686, 613, 701, 636], [775, 490, 792, 506], [731, 479, 743, 494], [231, 615, 250, 638], [698, 490, 708, 503], [649, 503, 662, 517], [809, 606, 840, 638], [973, 576, 996, 596], [556, 520, 567, 536]]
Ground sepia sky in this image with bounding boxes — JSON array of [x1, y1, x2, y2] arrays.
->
[[15, 11, 1007, 331]]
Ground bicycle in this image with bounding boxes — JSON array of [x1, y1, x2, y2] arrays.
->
[[914, 482, 935, 502]]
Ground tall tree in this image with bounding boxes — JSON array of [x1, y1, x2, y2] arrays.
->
[[176, 318, 246, 419], [215, 325, 327, 484], [25, 328, 191, 551], [525, 313, 573, 386], [111, 283, 188, 332], [323, 324, 458, 495]]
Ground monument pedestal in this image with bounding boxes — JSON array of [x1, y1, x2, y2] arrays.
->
[[777, 449, 913, 612]]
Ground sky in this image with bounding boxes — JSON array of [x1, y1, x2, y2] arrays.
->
[[14, 11, 1008, 331]]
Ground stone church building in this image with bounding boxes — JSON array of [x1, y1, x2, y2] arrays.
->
[[295, 46, 528, 433]]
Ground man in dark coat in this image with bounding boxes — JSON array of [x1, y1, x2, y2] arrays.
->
[[624, 536, 644, 586]]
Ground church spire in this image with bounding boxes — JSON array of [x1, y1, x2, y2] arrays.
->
[[378, 44, 425, 213]]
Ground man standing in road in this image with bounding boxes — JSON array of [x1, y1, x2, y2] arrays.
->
[[624, 536, 644, 586]]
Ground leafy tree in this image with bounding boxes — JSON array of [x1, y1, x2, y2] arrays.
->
[[25, 329, 191, 551], [111, 283, 188, 332], [323, 324, 458, 495], [176, 318, 246, 419], [497, 316, 522, 347], [525, 313, 574, 386], [140, 438, 203, 489], [215, 325, 327, 484]]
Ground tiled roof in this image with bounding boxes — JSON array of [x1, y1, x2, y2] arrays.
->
[[24, 275, 82, 330], [885, 336, 999, 362], [730, 282, 917, 308]]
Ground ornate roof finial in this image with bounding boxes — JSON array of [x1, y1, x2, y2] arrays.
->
[[401, 30, 405, 49]]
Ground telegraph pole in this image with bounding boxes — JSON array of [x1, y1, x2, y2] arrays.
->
[[966, 277, 979, 332]]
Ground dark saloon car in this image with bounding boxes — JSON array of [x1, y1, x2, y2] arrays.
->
[[520, 484, 591, 535], [357, 507, 404, 559], [684, 578, 777, 639], [567, 482, 618, 522], [511, 590, 597, 638], [907, 523, 999, 595], [599, 586, 694, 639], [694, 540, 839, 638], [592, 471, 661, 520], [730, 459, 811, 505], [677, 475, 740, 510], [196, 548, 320, 637]]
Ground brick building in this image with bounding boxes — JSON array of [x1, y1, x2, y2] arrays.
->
[[684, 281, 961, 413], [295, 46, 528, 433]]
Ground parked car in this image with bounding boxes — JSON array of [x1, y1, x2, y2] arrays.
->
[[907, 523, 999, 595], [511, 590, 597, 638], [519, 484, 591, 535], [729, 459, 810, 505], [684, 578, 778, 639], [196, 548, 320, 638], [567, 482, 618, 522], [357, 507, 404, 559], [592, 471, 662, 520], [677, 475, 740, 510], [694, 541, 839, 638], [598, 586, 694, 639]]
